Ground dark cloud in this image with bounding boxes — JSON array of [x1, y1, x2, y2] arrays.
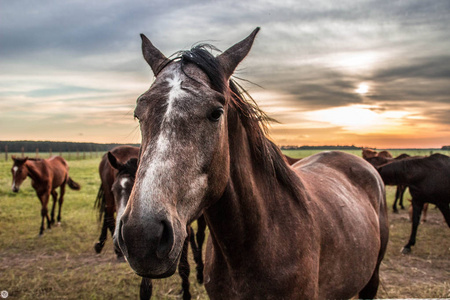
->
[[1, 0, 450, 146]]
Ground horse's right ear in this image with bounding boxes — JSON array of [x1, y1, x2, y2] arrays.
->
[[140, 33, 169, 76], [107, 152, 120, 170], [217, 27, 260, 80], [11, 155, 16, 161]]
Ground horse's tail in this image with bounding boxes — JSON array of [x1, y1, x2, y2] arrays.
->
[[67, 177, 81, 190], [94, 184, 105, 222]]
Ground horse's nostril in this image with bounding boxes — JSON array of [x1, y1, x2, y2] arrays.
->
[[116, 219, 128, 257], [156, 220, 174, 259]]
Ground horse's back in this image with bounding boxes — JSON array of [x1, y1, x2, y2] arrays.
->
[[45, 156, 70, 187], [293, 151, 388, 298]]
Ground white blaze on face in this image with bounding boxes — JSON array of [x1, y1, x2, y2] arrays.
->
[[137, 69, 207, 216], [12, 166, 18, 190], [114, 177, 132, 239]]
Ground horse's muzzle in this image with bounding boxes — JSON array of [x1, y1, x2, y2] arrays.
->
[[116, 211, 179, 278]]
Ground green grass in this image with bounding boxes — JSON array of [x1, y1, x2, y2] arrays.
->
[[0, 150, 449, 299]]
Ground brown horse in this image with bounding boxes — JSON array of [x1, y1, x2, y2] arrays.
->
[[11, 156, 81, 235], [377, 153, 450, 254], [94, 145, 139, 257], [107, 151, 206, 300], [365, 153, 410, 213], [362, 148, 393, 160], [116, 28, 389, 299]]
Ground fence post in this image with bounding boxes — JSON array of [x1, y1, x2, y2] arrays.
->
[[5, 145, 7, 161], [36, 148, 39, 158], [76, 150, 79, 160], [49, 148, 52, 158], [21, 147, 24, 158]]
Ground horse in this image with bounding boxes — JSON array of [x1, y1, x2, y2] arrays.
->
[[365, 153, 411, 213], [107, 152, 206, 300], [94, 145, 139, 257], [11, 156, 81, 235], [376, 153, 450, 254], [115, 28, 389, 299], [362, 148, 393, 160]]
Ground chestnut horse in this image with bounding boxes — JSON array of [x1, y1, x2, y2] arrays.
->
[[11, 156, 81, 235], [377, 153, 450, 254], [117, 28, 389, 299]]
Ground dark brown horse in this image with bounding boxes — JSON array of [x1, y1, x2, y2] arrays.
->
[[116, 28, 389, 299], [11, 156, 81, 235], [94, 145, 139, 257], [377, 153, 450, 254], [107, 152, 206, 300], [365, 153, 410, 213]]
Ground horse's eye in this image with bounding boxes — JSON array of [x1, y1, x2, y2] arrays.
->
[[208, 108, 224, 122]]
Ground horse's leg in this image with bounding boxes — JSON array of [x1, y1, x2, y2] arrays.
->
[[402, 199, 423, 254], [437, 203, 450, 227], [139, 278, 153, 300], [393, 186, 400, 213], [94, 210, 109, 254], [399, 185, 406, 209], [57, 183, 66, 225], [39, 193, 51, 235], [50, 190, 58, 224], [178, 235, 191, 300], [422, 203, 428, 223], [104, 207, 122, 259], [194, 215, 206, 284]]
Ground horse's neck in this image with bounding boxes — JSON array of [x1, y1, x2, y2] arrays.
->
[[205, 117, 305, 267], [26, 160, 46, 183]]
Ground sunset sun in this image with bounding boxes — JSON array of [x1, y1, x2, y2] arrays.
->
[[355, 83, 369, 95]]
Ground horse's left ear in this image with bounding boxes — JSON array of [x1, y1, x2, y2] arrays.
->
[[141, 33, 169, 76], [107, 152, 120, 170], [217, 27, 260, 79]]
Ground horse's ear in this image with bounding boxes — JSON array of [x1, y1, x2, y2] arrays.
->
[[107, 152, 120, 170], [140, 33, 169, 76], [11, 155, 16, 161], [217, 27, 260, 79]]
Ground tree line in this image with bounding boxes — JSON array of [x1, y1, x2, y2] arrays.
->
[[0, 141, 140, 153]]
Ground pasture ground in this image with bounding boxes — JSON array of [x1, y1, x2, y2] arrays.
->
[[0, 150, 449, 299]]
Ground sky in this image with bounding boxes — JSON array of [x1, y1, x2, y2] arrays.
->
[[1, 0, 450, 148]]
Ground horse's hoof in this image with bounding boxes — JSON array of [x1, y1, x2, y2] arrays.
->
[[393, 210, 399, 214], [57, 222, 61, 227], [94, 242, 104, 254], [401, 247, 411, 255]]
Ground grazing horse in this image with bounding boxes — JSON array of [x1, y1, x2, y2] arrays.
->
[[377, 153, 450, 254], [94, 145, 139, 257], [365, 153, 410, 213], [116, 28, 389, 299], [11, 156, 81, 235], [107, 152, 206, 300]]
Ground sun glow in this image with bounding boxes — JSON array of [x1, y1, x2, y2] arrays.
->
[[305, 105, 410, 133], [355, 83, 369, 94]]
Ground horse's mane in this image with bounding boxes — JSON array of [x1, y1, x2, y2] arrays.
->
[[167, 44, 304, 200], [118, 158, 138, 178]]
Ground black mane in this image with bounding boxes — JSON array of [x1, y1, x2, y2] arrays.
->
[[166, 45, 304, 201], [118, 158, 138, 178]]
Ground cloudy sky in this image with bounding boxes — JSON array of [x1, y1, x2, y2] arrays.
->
[[1, 0, 449, 148]]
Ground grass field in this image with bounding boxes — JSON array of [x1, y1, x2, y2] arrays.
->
[[0, 150, 449, 299]]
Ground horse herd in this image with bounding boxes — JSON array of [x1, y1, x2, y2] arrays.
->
[[9, 28, 450, 299]]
